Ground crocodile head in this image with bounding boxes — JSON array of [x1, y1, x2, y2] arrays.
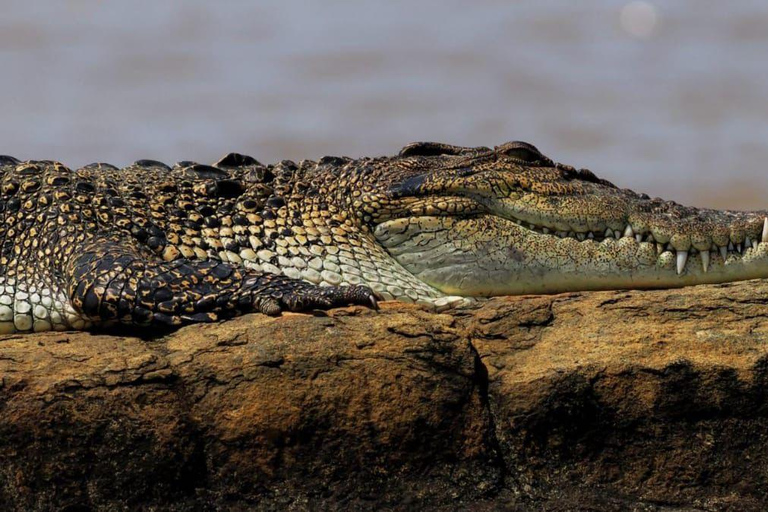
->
[[365, 141, 768, 296]]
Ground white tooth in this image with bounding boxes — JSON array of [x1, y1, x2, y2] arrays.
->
[[587, 232, 594, 239], [568, 231, 576, 237], [701, 251, 709, 272], [623, 225, 634, 238], [557, 231, 568, 238], [762, 217, 768, 243], [728, 242, 734, 251], [635, 234, 643, 242], [720, 246, 728, 260], [737, 243, 742, 253], [542, 227, 550, 234], [646, 234, 655, 242], [605, 228, 613, 239], [745, 237, 752, 248], [676, 250, 688, 275], [576, 232, 586, 241], [656, 243, 664, 254], [614, 230, 621, 239]]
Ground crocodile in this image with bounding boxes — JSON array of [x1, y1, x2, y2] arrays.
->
[[0, 140, 766, 333]]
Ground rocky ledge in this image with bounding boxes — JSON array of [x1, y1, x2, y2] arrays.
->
[[3, 281, 768, 511]]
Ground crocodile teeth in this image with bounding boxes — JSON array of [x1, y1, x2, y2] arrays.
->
[[676, 250, 688, 275], [635, 234, 643, 242], [728, 242, 734, 252], [623, 225, 634, 238], [720, 246, 728, 260], [763, 217, 768, 243], [576, 232, 586, 241], [605, 228, 613, 239], [737, 243, 742, 253], [587, 232, 594, 239], [745, 237, 752, 249], [701, 251, 709, 273]]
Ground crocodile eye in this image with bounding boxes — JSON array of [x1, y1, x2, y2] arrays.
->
[[495, 141, 551, 164], [399, 142, 482, 158]]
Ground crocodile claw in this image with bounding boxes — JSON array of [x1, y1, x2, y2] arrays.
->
[[275, 283, 380, 314]]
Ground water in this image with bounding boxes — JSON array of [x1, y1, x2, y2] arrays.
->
[[1, 1, 767, 209]]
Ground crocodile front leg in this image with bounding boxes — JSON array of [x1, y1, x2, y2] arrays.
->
[[66, 239, 378, 328]]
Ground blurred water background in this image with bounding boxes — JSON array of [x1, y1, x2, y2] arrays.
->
[[1, 1, 767, 209]]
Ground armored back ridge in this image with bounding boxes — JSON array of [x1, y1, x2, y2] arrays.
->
[[1, 141, 768, 333]]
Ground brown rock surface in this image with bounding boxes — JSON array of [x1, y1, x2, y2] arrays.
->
[[2, 280, 768, 510]]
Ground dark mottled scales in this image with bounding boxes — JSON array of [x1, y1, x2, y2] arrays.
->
[[0, 153, 380, 332]]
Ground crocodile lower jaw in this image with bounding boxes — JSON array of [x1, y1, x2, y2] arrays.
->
[[374, 215, 768, 296]]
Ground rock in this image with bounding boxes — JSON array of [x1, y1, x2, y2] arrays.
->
[[0, 305, 500, 511], [470, 281, 768, 511], [2, 280, 768, 510]]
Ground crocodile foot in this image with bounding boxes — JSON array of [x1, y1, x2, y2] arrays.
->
[[67, 238, 379, 328], [251, 279, 380, 316]]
